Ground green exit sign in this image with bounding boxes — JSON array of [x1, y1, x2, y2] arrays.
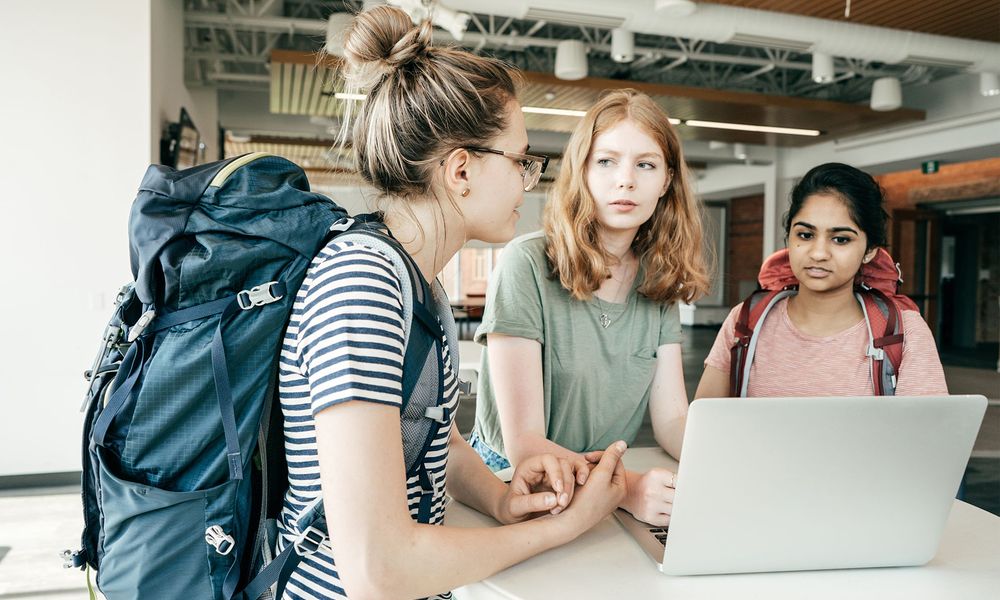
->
[[922, 160, 940, 174]]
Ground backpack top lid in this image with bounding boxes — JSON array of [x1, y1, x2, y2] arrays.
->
[[128, 154, 346, 308], [757, 248, 918, 312]]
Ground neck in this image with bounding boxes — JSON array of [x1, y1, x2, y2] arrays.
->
[[598, 227, 638, 265], [382, 196, 466, 285], [788, 283, 862, 329]]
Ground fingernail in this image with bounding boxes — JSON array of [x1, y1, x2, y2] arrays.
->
[[615, 441, 626, 452], [551, 507, 562, 515], [554, 479, 563, 493], [545, 494, 555, 507], [560, 493, 569, 505]]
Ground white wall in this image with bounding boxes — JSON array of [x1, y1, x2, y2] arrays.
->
[[152, 0, 219, 163], [0, 1, 153, 476]]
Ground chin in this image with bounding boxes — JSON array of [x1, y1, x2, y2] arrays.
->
[[477, 227, 516, 245]]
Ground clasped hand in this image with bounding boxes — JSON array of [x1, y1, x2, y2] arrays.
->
[[494, 441, 629, 525]]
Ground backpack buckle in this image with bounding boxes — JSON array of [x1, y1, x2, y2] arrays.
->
[[237, 281, 283, 310], [293, 526, 327, 557], [205, 525, 236, 556], [424, 405, 448, 424], [126, 310, 157, 342], [329, 217, 356, 233], [60, 549, 85, 569]]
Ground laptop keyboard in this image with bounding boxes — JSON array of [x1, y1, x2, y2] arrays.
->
[[648, 527, 669, 546]]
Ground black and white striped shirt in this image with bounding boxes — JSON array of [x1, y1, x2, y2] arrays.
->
[[276, 240, 458, 600]]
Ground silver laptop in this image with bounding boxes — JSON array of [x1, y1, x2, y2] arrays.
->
[[615, 395, 987, 576]]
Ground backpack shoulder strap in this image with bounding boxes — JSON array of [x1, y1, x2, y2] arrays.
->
[[729, 288, 796, 397], [857, 288, 904, 395], [330, 223, 443, 410]]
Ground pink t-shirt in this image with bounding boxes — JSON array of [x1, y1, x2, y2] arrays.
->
[[704, 297, 948, 397]]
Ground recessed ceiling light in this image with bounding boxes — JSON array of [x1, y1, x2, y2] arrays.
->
[[654, 0, 698, 18]]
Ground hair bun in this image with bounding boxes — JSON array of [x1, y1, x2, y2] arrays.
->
[[343, 6, 432, 87]]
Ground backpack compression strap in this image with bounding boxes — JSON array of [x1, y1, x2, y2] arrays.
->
[[92, 283, 288, 482], [859, 287, 904, 396]]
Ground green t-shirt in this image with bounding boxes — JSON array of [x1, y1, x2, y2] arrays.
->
[[473, 231, 682, 458]]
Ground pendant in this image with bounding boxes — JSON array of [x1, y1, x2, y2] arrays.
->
[[599, 313, 611, 328]]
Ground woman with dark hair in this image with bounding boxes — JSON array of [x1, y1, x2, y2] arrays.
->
[[695, 162, 947, 399]]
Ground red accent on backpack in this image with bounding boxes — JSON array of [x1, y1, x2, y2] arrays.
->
[[729, 248, 916, 397]]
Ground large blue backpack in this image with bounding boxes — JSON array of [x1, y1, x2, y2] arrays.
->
[[67, 153, 451, 599]]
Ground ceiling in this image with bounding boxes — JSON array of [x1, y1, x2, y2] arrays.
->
[[708, 0, 1000, 43], [184, 1, 999, 170], [268, 49, 924, 147]]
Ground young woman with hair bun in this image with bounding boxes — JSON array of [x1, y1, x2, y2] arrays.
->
[[276, 6, 628, 599]]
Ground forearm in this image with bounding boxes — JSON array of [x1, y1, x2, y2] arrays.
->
[[653, 414, 685, 460], [372, 517, 573, 600], [446, 432, 509, 520], [506, 430, 582, 466]]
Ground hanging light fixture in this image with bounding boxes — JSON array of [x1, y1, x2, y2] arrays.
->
[[870, 77, 902, 111], [654, 0, 698, 17], [980, 72, 1000, 97], [812, 52, 835, 84], [555, 40, 588, 80], [611, 28, 635, 63]]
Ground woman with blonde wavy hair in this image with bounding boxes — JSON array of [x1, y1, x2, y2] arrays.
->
[[471, 88, 710, 527], [275, 6, 629, 600]]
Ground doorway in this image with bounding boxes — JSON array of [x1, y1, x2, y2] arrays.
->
[[903, 199, 1000, 369]]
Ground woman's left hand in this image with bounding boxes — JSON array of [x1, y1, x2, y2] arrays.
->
[[493, 454, 576, 524], [620, 467, 677, 527]]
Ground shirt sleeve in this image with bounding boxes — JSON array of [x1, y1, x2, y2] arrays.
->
[[703, 304, 742, 374], [658, 302, 683, 346], [295, 244, 407, 415], [474, 239, 545, 345], [894, 311, 949, 396]]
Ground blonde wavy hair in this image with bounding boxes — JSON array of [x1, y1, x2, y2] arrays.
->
[[543, 89, 711, 304]]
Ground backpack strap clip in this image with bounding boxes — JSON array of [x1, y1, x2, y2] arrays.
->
[[237, 281, 285, 310], [205, 525, 236, 556], [292, 525, 328, 557], [329, 217, 356, 233], [60, 549, 86, 570], [126, 310, 156, 342], [424, 405, 449, 424]]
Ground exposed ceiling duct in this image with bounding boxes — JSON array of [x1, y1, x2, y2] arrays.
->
[[449, 0, 1000, 73]]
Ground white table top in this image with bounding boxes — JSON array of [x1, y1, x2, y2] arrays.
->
[[445, 447, 1000, 600]]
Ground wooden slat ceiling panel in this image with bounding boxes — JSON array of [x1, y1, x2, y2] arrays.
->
[[270, 50, 924, 147], [708, 0, 1000, 42]]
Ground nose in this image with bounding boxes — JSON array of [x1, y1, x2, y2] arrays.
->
[[616, 167, 636, 191], [809, 237, 831, 260]]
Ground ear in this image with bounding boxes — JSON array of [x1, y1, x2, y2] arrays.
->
[[660, 168, 674, 197], [441, 148, 472, 196], [862, 247, 878, 264]]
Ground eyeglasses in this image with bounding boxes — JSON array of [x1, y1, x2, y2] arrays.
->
[[442, 146, 550, 192], [466, 147, 549, 192]]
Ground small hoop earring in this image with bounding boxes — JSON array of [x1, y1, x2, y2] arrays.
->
[[461, 188, 471, 197]]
